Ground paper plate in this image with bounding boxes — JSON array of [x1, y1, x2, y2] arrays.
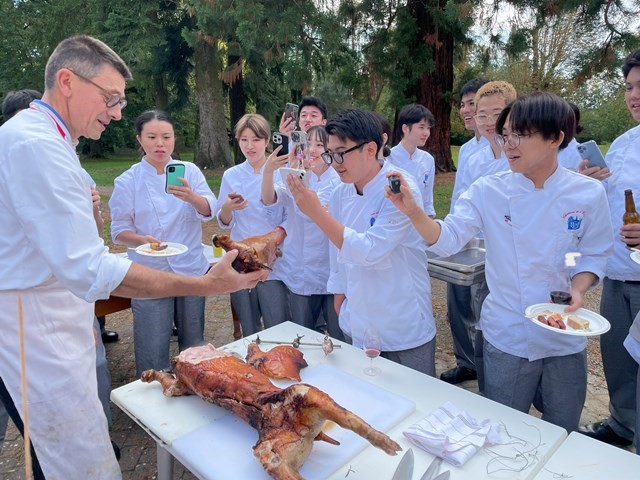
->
[[630, 250, 640, 265], [135, 242, 188, 257], [525, 303, 610, 337]]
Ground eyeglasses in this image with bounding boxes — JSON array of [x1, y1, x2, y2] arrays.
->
[[473, 113, 502, 125], [495, 131, 540, 148], [321, 141, 367, 165], [68, 69, 127, 110]]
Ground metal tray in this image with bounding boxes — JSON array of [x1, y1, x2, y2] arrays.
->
[[428, 263, 485, 286], [427, 238, 485, 273]]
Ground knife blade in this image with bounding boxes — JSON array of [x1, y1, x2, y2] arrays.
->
[[419, 456, 442, 480], [391, 448, 414, 480], [432, 470, 450, 480]]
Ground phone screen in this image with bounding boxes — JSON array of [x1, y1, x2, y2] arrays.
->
[[285, 103, 298, 121], [165, 164, 186, 193]]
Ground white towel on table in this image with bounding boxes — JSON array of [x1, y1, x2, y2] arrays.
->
[[402, 401, 501, 467]]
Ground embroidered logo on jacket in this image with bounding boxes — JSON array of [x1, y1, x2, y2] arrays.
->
[[563, 210, 585, 231]]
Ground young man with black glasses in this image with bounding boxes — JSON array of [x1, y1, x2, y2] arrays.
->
[[387, 93, 613, 432], [284, 108, 436, 376]]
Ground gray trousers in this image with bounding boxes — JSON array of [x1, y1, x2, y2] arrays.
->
[[382, 338, 436, 377], [636, 366, 640, 454], [446, 283, 477, 370], [132, 296, 205, 377], [93, 316, 112, 428], [600, 278, 639, 440], [484, 339, 587, 432], [290, 292, 344, 341], [0, 398, 7, 451], [231, 280, 291, 337]]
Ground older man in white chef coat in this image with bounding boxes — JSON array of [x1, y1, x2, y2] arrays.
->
[[387, 92, 613, 433], [0, 35, 264, 479]]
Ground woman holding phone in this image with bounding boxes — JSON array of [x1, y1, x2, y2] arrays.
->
[[109, 110, 217, 377], [216, 113, 291, 336]]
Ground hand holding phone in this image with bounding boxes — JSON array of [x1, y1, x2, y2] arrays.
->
[[285, 103, 298, 122], [389, 175, 401, 194], [165, 163, 186, 193], [279, 167, 310, 189], [577, 141, 607, 169]]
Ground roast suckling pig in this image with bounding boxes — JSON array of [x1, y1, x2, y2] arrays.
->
[[246, 342, 308, 381], [141, 344, 401, 480], [212, 226, 286, 273]]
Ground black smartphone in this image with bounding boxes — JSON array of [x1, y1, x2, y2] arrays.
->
[[165, 163, 186, 193], [284, 102, 299, 122], [389, 175, 401, 194], [272, 132, 289, 155]]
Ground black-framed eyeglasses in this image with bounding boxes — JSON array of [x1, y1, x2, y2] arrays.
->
[[68, 69, 127, 110], [495, 131, 540, 148], [321, 141, 367, 165]]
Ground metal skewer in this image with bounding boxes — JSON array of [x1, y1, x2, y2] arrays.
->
[[253, 334, 342, 348]]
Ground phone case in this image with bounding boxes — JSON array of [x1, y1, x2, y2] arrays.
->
[[272, 132, 289, 155], [285, 103, 298, 120], [577, 141, 606, 169], [279, 167, 310, 189], [165, 163, 186, 193], [291, 131, 309, 168]]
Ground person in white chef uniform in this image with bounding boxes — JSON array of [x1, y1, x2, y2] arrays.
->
[[285, 108, 437, 376], [386, 92, 614, 432], [0, 35, 264, 479]]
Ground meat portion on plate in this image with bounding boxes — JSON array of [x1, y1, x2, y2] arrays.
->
[[246, 343, 308, 381], [212, 226, 286, 273], [141, 344, 401, 480]]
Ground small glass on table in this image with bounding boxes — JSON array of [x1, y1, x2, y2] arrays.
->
[[363, 328, 382, 376]]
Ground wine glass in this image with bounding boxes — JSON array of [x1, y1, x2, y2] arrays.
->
[[363, 328, 381, 376]]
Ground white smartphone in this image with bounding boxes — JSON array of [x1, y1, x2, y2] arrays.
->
[[279, 167, 310, 189], [577, 140, 607, 169]]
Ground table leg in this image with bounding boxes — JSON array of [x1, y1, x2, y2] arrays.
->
[[231, 300, 242, 340], [156, 443, 174, 480]]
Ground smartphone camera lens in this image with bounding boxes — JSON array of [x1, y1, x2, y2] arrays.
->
[[168, 166, 175, 172]]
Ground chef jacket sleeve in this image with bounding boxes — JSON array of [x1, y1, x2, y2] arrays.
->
[[327, 194, 347, 294], [187, 165, 217, 221], [109, 170, 136, 241], [215, 172, 235, 230]]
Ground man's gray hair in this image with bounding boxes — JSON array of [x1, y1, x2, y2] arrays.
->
[[44, 35, 132, 90]]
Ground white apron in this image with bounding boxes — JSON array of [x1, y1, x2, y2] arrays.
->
[[0, 279, 120, 479]]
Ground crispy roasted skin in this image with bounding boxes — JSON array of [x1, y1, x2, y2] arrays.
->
[[141, 345, 401, 480], [212, 226, 286, 273], [246, 343, 308, 381]]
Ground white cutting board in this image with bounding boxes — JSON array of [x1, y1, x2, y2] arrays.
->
[[171, 363, 415, 479]]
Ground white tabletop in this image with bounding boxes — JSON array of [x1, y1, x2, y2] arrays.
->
[[111, 322, 567, 480], [531, 431, 640, 480]]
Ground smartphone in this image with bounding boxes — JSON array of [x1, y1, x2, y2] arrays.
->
[[290, 131, 309, 168], [389, 175, 401, 194], [284, 102, 299, 122], [577, 140, 607, 169], [272, 132, 289, 155], [165, 163, 186, 193], [279, 167, 310, 189]]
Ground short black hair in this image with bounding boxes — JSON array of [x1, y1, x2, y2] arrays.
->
[[460, 78, 490, 98], [397, 103, 435, 137], [298, 96, 328, 119], [2, 89, 42, 121], [325, 109, 382, 154], [622, 49, 640, 79], [135, 110, 175, 135], [496, 92, 574, 150]]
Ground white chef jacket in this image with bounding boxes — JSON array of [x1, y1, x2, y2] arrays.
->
[[0, 100, 129, 478], [430, 166, 613, 361], [451, 135, 489, 209], [327, 163, 435, 351], [387, 143, 436, 216], [458, 145, 509, 202], [109, 158, 216, 276], [602, 125, 640, 280], [216, 160, 286, 280], [557, 138, 582, 171], [268, 167, 340, 295]]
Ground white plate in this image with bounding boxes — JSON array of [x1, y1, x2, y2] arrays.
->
[[525, 303, 611, 337], [630, 250, 640, 265], [134, 242, 188, 257]]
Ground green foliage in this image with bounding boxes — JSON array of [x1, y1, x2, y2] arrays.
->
[[579, 89, 637, 143]]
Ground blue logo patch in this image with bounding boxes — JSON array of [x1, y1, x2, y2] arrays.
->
[[567, 215, 583, 231], [370, 217, 376, 227]]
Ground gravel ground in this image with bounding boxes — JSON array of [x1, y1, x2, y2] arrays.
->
[[0, 191, 623, 479]]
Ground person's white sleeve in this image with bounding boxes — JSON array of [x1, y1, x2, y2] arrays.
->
[[188, 166, 217, 221], [424, 155, 436, 216], [215, 173, 234, 230], [327, 198, 346, 294], [109, 171, 136, 241]]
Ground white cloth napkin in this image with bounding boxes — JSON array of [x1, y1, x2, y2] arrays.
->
[[403, 401, 501, 467]]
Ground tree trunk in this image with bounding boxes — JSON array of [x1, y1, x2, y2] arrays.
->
[[228, 54, 246, 165], [193, 34, 232, 169], [406, 0, 455, 172]]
